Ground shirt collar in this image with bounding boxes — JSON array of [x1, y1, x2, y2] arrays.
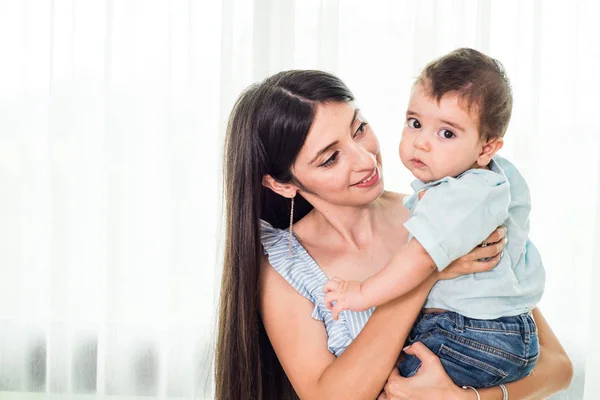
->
[[407, 156, 503, 201]]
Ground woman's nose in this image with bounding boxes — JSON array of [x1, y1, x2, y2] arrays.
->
[[352, 143, 377, 169]]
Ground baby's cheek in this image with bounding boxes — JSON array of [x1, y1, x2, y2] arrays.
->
[[398, 139, 409, 158]]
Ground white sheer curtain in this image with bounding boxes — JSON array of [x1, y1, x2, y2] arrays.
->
[[0, 0, 598, 399], [0, 0, 222, 398]]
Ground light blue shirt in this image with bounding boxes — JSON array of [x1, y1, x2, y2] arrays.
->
[[404, 155, 545, 319]]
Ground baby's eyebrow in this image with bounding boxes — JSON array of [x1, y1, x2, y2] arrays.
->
[[440, 119, 466, 132]]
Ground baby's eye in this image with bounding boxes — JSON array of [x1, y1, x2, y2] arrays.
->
[[407, 118, 421, 129], [437, 129, 455, 139]]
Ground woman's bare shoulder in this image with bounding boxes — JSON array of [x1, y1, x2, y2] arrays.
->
[[259, 254, 283, 294], [381, 190, 409, 203], [379, 191, 411, 219], [258, 254, 309, 303]]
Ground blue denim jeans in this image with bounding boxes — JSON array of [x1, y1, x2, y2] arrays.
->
[[398, 311, 539, 388]]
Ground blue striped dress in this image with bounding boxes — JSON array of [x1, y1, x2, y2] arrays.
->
[[260, 219, 375, 356]]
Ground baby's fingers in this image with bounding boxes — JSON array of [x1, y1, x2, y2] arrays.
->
[[323, 276, 343, 293], [324, 292, 339, 311]]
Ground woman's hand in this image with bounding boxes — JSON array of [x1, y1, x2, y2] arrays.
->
[[377, 342, 469, 400], [438, 226, 507, 281]]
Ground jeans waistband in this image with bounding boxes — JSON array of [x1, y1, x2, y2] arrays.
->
[[425, 311, 537, 337]]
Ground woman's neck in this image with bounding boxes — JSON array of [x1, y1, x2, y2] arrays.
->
[[301, 194, 388, 251]]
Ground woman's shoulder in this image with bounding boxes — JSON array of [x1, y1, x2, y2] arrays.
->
[[381, 190, 410, 204], [259, 253, 289, 296], [259, 219, 326, 302], [379, 190, 411, 219]]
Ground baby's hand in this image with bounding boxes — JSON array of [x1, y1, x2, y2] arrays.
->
[[323, 277, 369, 320]]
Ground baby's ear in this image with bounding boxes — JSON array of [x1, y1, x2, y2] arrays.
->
[[477, 137, 504, 167]]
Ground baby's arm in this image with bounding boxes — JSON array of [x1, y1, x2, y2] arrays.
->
[[324, 238, 435, 320], [324, 171, 511, 320]]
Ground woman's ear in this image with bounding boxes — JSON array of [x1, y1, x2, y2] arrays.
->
[[477, 137, 504, 167], [262, 174, 297, 199]]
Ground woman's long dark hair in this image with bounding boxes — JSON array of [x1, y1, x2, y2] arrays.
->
[[215, 70, 355, 400]]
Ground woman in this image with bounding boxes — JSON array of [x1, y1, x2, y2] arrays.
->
[[215, 70, 572, 400]]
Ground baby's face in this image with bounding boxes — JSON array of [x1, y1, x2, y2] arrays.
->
[[399, 83, 485, 182]]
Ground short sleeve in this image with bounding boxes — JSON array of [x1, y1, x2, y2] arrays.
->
[[404, 171, 511, 271]]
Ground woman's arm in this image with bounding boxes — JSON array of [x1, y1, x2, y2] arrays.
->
[[259, 227, 506, 400], [259, 255, 437, 400], [379, 307, 573, 400]]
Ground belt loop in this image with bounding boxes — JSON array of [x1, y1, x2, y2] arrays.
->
[[520, 313, 531, 344], [454, 312, 465, 332]]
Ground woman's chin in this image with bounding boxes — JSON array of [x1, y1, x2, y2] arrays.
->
[[350, 176, 385, 205], [366, 177, 385, 202]]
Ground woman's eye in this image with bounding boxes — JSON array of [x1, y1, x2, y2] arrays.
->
[[320, 151, 339, 167], [407, 118, 421, 129], [438, 129, 455, 139], [354, 121, 368, 137]]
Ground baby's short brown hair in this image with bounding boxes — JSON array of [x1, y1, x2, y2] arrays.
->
[[417, 48, 512, 141]]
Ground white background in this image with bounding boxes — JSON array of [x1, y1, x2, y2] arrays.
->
[[0, 0, 599, 398]]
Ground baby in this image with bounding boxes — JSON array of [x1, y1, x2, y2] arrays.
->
[[324, 48, 544, 388]]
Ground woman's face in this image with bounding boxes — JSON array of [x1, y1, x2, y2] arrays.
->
[[292, 101, 384, 207]]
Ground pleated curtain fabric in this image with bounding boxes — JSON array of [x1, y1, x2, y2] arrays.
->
[[0, 0, 598, 398]]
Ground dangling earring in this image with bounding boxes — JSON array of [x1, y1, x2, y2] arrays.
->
[[289, 196, 295, 256]]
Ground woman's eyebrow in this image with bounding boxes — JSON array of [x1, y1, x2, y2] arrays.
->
[[310, 141, 339, 165], [309, 108, 360, 166], [350, 108, 360, 126]]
